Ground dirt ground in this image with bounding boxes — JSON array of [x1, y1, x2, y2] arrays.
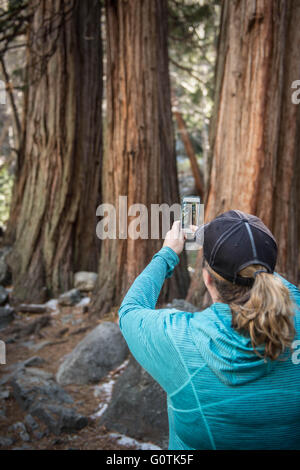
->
[[0, 300, 155, 450]]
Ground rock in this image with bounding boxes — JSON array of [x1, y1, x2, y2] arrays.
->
[[61, 314, 74, 325], [22, 367, 54, 380], [74, 272, 98, 292], [44, 299, 59, 313], [0, 389, 10, 399], [24, 414, 39, 431], [76, 297, 90, 309], [0, 246, 12, 286], [165, 298, 199, 313], [0, 403, 6, 418], [28, 340, 52, 352], [0, 436, 14, 447], [31, 404, 88, 435], [10, 367, 87, 436], [5, 337, 16, 344], [23, 356, 46, 368], [18, 304, 47, 314], [7, 356, 46, 372], [100, 355, 168, 449], [11, 368, 73, 412], [58, 289, 81, 306], [56, 321, 128, 386], [33, 431, 44, 440], [0, 286, 8, 306], [0, 305, 15, 329], [9, 314, 51, 338], [8, 422, 30, 442]]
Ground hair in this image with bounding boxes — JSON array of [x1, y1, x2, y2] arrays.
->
[[202, 257, 296, 361]]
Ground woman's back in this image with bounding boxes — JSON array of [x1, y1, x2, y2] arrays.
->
[[166, 276, 300, 449], [119, 212, 300, 450]]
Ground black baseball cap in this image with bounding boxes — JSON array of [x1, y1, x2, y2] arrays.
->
[[195, 210, 278, 286]]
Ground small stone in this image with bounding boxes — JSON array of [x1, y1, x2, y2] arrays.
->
[[31, 404, 88, 435], [24, 414, 39, 431], [0, 305, 15, 329], [58, 289, 81, 306], [0, 436, 14, 447], [74, 272, 98, 292], [23, 356, 46, 368], [0, 389, 10, 400], [8, 421, 26, 433], [29, 340, 52, 352]]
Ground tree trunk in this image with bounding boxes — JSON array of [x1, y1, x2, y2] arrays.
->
[[7, 0, 102, 303], [174, 111, 205, 200], [187, 0, 300, 305], [91, 0, 189, 316]]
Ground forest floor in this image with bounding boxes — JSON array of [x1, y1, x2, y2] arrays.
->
[[0, 301, 160, 450]]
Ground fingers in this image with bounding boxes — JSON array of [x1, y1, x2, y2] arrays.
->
[[166, 220, 183, 240], [189, 224, 199, 233], [172, 220, 184, 239]]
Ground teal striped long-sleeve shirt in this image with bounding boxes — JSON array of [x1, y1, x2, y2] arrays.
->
[[119, 247, 300, 450]]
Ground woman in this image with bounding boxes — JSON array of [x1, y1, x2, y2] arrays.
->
[[118, 210, 300, 450]]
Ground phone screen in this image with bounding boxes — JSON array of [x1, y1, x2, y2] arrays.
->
[[181, 196, 201, 234]]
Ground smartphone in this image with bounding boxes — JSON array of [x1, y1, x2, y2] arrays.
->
[[181, 196, 201, 240]]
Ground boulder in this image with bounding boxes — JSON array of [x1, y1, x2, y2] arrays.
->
[[58, 289, 81, 306], [0, 305, 15, 329], [0, 436, 14, 448], [31, 404, 88, 435], [74, 272, 98, 292], [56, 321, 128, 385], [11, 368, 73, 412], [100, 354, 169, 449], [10, 368, 88, 435]]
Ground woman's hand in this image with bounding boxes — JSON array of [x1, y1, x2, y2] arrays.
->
[[163, 220, 185, 256]]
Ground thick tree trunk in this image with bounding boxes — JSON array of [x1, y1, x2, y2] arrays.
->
[[7, 0, 102, 303], [174, 111, 205, 200], [91, 0, 189, 316], [187, 0, 300, 305]]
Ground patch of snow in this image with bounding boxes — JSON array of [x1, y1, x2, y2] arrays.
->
[[112, 358, 129, 375], [93, 379, 115, 399], [45, 299, 58, 310], [91, 403, 108, 419], [76, 297, 90, 307], [44, 299, 60, 315], [108, 433, 161, 450]]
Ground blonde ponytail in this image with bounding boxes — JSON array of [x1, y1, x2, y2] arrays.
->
[[203, 259, 296, 361]]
